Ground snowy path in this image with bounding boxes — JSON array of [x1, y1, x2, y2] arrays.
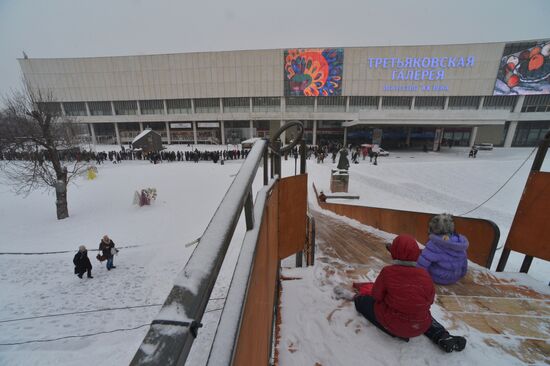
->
[[0, 159, 248, 365]]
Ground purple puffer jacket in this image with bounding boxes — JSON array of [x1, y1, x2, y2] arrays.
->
[[417, 234, 468, 285]]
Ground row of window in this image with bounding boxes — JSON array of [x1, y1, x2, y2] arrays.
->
[[92, 120, 548, 148], [40, 95, 550, 117]]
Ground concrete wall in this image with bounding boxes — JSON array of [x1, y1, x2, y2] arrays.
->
[[19, 49, 283, 101], [19, 42, 507, 102]]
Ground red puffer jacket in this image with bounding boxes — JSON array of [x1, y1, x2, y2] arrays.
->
[[373, 235, 435, 338]]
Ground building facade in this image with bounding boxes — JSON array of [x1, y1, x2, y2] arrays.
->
[[18, 39, 550, 148]]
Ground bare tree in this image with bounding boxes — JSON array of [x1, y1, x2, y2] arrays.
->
[[0, 81, 89, 219]]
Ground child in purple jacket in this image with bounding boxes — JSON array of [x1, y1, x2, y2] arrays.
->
[[417, 214, 469, 285]]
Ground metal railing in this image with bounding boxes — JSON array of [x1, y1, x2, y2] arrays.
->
[[131, 121, 307, 365], [206, 179, 278, 365], [130, 139, 267, 366]]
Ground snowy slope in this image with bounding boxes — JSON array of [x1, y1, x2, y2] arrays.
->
[[0, 145, 548, 366], [0, 157, 248, 365], [305, 146, 549, 283]]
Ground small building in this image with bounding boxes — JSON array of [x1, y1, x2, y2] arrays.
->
[[131, 129, 163, 154]]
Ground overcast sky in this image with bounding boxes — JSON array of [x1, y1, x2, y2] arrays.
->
[[1, 0, 549, 101]]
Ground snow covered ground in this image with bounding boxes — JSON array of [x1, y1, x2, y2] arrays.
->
[[0, 144, 548, 365], [307, 146, 550, 282]]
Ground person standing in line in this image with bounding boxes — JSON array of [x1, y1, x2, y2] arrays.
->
[[73, 245, 93, 279], [99, 235, 117, 270], [372, 144, 380, 165]]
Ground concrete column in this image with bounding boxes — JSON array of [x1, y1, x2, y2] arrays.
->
[[314, 97, 318, 112], [469, 126, 478, 147], [136, 101, 141, 115], [411, 96, 415, 110], [281, 97, 286, 113], [219, 98, 225, 145], [345, 96, 350, 112], [378, 97, 383, 110], [406, 127, 411, 147], [504, 121, 518, 147], [165, 121, 171, 144], [60, 102, 66, 116], [312, 120, 318, 146], [114, 122, 121, 145], [85, 102, 91, 116], [444, 97, 449, 110], [513, 95, 525, 113], [249, 120, 254, 138], [478, 97, 485, 110], [139, 122, 144, 131], [250, 98, 253, 113], [89, 123, 97, 145], [190, 99, 195, 114], [192, 121, 198, 145], [111, 101, 116, 116], [163, 100, 168, 115], [343, 127, 348, 146]]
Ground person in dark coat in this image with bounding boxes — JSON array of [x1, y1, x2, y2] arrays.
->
[[417, 214, 468, 285], [99, 235, 117, 270], [337, 148, 350, 170], [353, 234, 466, 352], [73, 245, 93, 278]]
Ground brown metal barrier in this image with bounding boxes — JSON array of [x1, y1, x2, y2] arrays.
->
[[304, 213, 316, 266], [232, 174, 308, 365], [312, 183, 499, 269], [497, 130, 550, 273], [233, 179, 280, 365]]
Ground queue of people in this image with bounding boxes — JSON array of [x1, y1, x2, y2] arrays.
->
[[0, 146, 251, 165]]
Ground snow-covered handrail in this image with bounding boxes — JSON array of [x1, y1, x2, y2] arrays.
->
[[206, 179, 278, 365], [130, 139, 268, 366]]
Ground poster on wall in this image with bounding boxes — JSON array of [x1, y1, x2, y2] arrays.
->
[[372, 128, 383, 145], [284, 48, 344, 96], [170, 122, 192, 129], [197, 122, 219, 128], [493, 40, 550, 95]]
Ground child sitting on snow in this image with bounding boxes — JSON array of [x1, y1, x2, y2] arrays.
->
[[417, 214, 469, 285], [340, 234, 466, 353]]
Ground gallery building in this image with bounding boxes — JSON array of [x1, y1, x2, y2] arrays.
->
[[18, 39, 550, 149]]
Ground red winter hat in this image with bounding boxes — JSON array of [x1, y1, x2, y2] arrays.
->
[[389, 234, 420, 262]]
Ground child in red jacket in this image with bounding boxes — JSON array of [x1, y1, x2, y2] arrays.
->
[[353, 234, 466, 352]]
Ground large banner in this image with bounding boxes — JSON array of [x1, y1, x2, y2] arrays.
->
[[284, 48, 343, 96], [493, 40, 550, 95]]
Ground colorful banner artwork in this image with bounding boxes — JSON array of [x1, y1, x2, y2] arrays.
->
[[284, 48, 344, 96], [493, 40, 550, 95]]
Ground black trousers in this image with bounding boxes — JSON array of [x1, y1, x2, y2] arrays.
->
[[77, 268, 92, 278], [354, 295, 449, 344]]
